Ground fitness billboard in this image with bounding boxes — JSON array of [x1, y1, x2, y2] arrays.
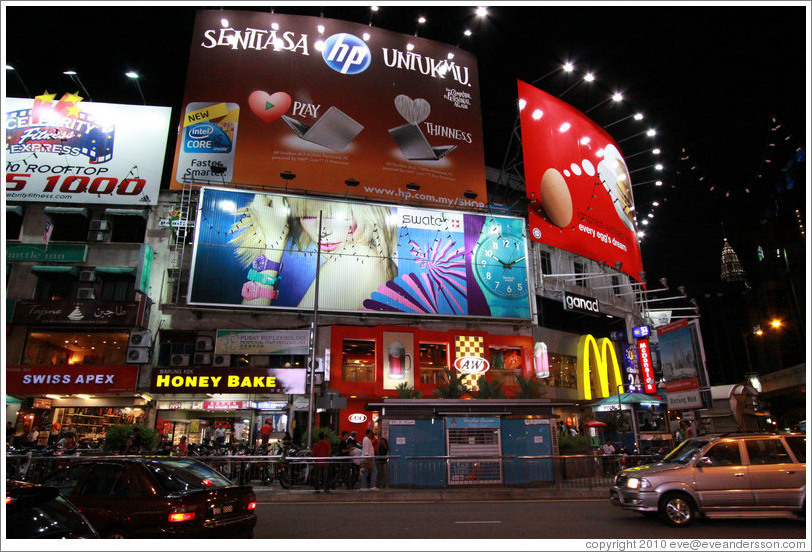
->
[[517, 80, 644, 282], [171, 9, 486, 210], [187, 187, 531, 319], [5, 96, 170, 205]]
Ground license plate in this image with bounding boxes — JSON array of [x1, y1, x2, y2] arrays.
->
[[211, 503, 234, 515]]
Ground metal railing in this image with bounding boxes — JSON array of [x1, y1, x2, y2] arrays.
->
[[6, 450, 657, 491]]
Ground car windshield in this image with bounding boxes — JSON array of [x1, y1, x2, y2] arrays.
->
[[661, 438, 712, 464], [145, 459, 233, 493]]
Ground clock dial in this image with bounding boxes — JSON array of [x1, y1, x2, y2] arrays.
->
[[474, 233, 528, 299]]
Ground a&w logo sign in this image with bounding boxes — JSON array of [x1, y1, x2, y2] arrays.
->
[[454, 356, 489, 375]]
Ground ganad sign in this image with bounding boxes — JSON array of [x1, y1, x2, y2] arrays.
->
[[563, 291, 600, 316]]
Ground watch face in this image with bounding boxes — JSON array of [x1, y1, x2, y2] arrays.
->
[[474, 233, 528, 299]]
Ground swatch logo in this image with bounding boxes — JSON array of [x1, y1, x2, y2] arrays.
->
[[322, 33, 371, 75]]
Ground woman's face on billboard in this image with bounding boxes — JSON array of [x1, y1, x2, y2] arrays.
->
[[300, 212, 358, 252]]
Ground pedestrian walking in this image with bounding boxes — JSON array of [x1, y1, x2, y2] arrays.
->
[[360, 429, 378, 491], [311, 430, 332, 493]]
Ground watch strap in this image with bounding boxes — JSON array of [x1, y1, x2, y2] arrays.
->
[[242, 281, 278, 301], [247, 268, 279, 286], [252, 254, 281, 273]]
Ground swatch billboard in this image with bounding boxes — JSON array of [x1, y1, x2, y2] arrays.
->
[[5, 96, 171, 205], [188, 187, 531, 319], [171, 10, 486, 210], [517, 80, 644, 282]]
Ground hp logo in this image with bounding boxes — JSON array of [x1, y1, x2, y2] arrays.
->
[[322, 33, 371, 75]]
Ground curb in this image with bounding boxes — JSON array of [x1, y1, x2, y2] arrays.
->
[[254, 486, 608, 503]]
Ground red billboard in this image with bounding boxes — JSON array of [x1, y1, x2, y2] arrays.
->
[[171, 10, 486, 210], [517, 80, 644, 282], [6, 365, 139, 395]]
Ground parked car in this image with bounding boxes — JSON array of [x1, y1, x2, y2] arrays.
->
[[5, 479, 99, 539], [611, 432, 806, 527], [39, 457, 257, 538]]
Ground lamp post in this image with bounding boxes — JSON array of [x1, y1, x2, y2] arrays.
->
[[305, 210, 323, 451], [125, 71, 146, 105]]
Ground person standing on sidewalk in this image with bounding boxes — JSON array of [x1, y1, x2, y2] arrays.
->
[[311, 431, 333, 493], [360, 429, 378, 491], [376, 436, 389, 488]]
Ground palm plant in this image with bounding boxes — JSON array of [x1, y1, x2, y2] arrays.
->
[[395, 381, 423, 399], [433, 367, 467, 398], [512, 374, 547, 399], [474, 375, 506, 399]]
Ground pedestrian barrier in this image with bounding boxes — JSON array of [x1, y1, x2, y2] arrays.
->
[[6, 451, 656, 491]]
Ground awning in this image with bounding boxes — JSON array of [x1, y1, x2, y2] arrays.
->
[[43, 206, 89, 217], [31, 265, 80, 278], [94, 266, 137, 276], [6, 205, 24, 216], [105, 208, 149, 219], [586, 393, 666, 408]]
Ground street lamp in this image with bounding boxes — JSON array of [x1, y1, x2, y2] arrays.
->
[[126, 71, 146, 105]]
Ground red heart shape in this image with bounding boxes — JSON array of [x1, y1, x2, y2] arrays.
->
[[249, 91, 291, 123]]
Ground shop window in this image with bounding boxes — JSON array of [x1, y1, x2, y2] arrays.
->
[[47, 214, 91, 242], [106, 210, 148, 243], [539, 249, 552, 276], [98, 275, 135, 302], [6, 206, 23, 240], [157, 331, 197, 366], [419, 343, 448, 384], [573, 261, 587, 286], [488, 346, 523, 386], [342, 339, 375, 382], [546, 352, 578, 389], [611, 275, 621, 295], [23, 331, 128, 366], [35, 274, 76, 301]]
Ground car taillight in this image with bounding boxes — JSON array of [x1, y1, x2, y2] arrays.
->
[[168, 509, 196, 523], [247, 501, 257, 510], [6, 496, 13, 504]]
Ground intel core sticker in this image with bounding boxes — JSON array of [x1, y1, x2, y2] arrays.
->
[[176, 102, 239, 184]]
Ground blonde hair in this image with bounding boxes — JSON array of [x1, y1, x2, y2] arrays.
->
[[287, 197, 397, 280]]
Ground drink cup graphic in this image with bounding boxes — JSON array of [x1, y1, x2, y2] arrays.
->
[[387, 342, 412, 380]]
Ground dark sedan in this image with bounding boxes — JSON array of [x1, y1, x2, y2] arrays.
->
[[39, 457, 257, 538], [6, 479, 99, 539]]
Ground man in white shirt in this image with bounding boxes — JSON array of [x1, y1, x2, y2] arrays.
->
[[360, 429, 378, 491], [602, 440, 616, 475]]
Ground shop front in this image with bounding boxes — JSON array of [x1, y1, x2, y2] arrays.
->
[[149, 366, 307, 448], [6, 364, 147, 447], [329, 324, 539, 436]]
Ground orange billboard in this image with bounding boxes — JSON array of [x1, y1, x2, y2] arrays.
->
[[171, 10, 487, 211]]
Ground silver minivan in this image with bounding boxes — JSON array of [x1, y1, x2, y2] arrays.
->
[[610, 433, 806, 526]]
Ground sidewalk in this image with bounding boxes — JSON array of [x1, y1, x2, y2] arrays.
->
[[254, 483, 608, 503]]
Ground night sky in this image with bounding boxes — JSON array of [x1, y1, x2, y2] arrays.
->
[[4, 3, 808, 298]]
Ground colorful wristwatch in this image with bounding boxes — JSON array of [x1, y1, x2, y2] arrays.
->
[[242, 281, 279, 301], [252, 254, 281, 272], [247, 268, 279, 286]]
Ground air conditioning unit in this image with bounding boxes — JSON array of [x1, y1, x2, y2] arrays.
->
[[77, 288, 95, 300], [171, 354, 191, 367], [194, 352, 212, 365], [212, 354, 231, 367], [195, 336, 214, 351], [129, 330, 152, 348], [126, 347, 150, 364], [79, 270, 96, 282], [89, 220, 110, 231], [87, 231, 106, 242]]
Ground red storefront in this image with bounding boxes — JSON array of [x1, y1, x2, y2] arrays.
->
[[329, 325, 534, 435]]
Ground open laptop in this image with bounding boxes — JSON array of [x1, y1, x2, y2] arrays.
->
[[281, 106, 363, 151], [388, 123, 457, 161]]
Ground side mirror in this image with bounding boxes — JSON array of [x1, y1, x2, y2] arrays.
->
[[697, 456, 712, 467]]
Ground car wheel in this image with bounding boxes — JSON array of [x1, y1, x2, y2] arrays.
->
[[105, 528, 128, 539], [658, 492, 695, 527]]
